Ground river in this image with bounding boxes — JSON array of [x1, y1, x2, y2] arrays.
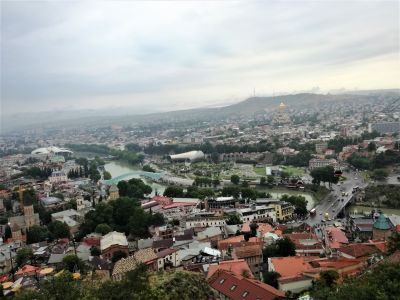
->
[[104, 161, 166, 197]]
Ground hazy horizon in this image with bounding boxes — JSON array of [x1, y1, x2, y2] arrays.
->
[[2, 1, 399, 115]]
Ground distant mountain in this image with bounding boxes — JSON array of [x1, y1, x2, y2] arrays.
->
[[2, 89, 399, 133]]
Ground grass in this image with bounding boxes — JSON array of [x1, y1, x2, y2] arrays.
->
[[280, 165, 305, 176], [254, 167, 266, 176]]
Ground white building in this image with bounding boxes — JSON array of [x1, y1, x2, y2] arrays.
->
[[49, 171, 67, 183], [237, 205, 276, 223]]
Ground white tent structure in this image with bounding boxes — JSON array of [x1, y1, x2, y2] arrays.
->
[[168, 150, 204, 162], [31, 146, 73, 155]]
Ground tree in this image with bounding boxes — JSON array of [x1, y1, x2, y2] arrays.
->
[[263, 237, 296, 259], [48, 220, 70, 239], [103, 170, 112, 180], [226, 214, 242, 225], [319, 270, 339, 287], [142, 165, 156, 173], [267, 175, 275, 185], [263, 271, 281, 289], [112, 250, 127, 263], [16, 247, 33, 267], [62, 254, 85, 273], [368, 142, 377, 152], [95, 223, 112, 235], [260, 177, 266, 185], [163, 186, 184, 198], [90, 246, 101, 256], [250, 222, 258, 237], [387, 232, 400, 254], [230, 174, 240, 185], [27, 225, 50, 244], [371, 168, 389, 181]]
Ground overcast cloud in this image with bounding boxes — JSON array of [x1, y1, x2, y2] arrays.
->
[[1, 0, 399, 115]]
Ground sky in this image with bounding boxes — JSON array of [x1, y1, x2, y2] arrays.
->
[[1, 0, 399, 115]]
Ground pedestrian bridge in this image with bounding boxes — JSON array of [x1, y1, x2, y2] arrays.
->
[[102, 171, 165, 185]]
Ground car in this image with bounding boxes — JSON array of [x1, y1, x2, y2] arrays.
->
[[321, 219, 325, 223], [332, 209, 335, 212], [319, 212, 323, 215], [354, 177, 358, 180]]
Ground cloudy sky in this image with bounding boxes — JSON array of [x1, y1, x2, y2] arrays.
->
[[1, 0, 399, 115]]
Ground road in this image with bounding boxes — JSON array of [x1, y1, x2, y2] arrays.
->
[[306, 170, 368, 226]]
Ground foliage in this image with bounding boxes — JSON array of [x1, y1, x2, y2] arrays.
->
[[226, 214, 243, 225], [230, 174, 240, 185], [62, 255, 86, 273], [95, 223, 112, 235], [78, 197, 164, 239], [23, 166, 52, 180], [262, 271, 281, 289], [387, 232, 400, 254], [118, 178, 152, 198], [142, 165, 156, 173], [311, 262, 400, 300], [163, 186, 184, 198], [371, 168, 389, 180], [283, 151, 313, 167], [27, 225, 50, 244], [90, 246, 101, 256], [16, 247, 33, 267], [185, 186, 214, 199], [103, 170, 112, 180], [310, 166, 339, 187], [263, 237, 296, 259], [281, 194, 308, 216], [112, 250, 127, 263], [48, 220, 70, 239], [364, 185, 400, 208]]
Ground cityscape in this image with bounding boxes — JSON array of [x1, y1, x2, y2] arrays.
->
[[1, 1, 400, 300]]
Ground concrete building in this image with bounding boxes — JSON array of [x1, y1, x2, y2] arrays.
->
[[268, 201, 294, 221], [309, 158, 338, 170], [108, 184, 119, 201], [100, 231, 129, 261], [233, 244, 263, 278], [237, 205, 276, 223]]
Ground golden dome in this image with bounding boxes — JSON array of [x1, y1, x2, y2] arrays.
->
[[279, 102, 286, 109]]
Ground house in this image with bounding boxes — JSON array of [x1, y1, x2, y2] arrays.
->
[[237, 205, 276, 223], [133, 248, 158, 271], [232, 245, 263, 278], [208, 269, 285, 300], [196, 226, 224, 243], [308, 158, 337, 170], [268, 256, 314, 293], [51, 209, 83, 234], [49, 171, 67, 184], [185, 216, 227, 229], [337, 243, 382, 260], [324, 227, 348, 253], [88, 256, 113, 281], [100, 231, 129, 261], [218, 235, 263, 251], [284, 232, 324, 256], [112, 256, 138, 281], [268, 201, 294, 221], [207, 259, 254, 279], [156, 248, 178, 270]]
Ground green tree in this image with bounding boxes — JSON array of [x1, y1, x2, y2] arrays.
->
[[95, 223, 112, 235], [371, 168, 389, 180], [112, 250, 127, 263], [226, 214, 242, 225], [103, 170, 112, 180], [16, 247, 33, 267], [262, 271, 281, 289], [368, 142, 377, 152], [230, 174, 240, 185], [260, 177, 266, 185], [90, 246, 101, 256], [62, 254, 85, 273], [142, 165, 156, 173], [163, 186, 184, 198], [387, 231, 400, 254], [27, 225, 50, 244], [48, 220, 70, 239], [319, 270, 339, 287]]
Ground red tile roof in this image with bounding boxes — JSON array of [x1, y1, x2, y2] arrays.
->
[[338, 243, 381, 258], [207, 259, 254, 279], [234, 245, 262, 259], [208, 270, 285, 300], [270, 256, 311, 279], [218, 236, 262, 250]]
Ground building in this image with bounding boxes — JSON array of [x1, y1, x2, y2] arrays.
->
[[284, 232, 324, 256], [108, 184, 119, 201], [112, 256, 138, 281], [309, 158, 338, 170], [268, 201, 294, 221], [207, 259, 254, 279], [208, 269, 285, 300], [233, 244, 263, 278], [168, 150, 205, 162], [237, 205, 276, 223], [48, 171, 68, 184], [100, 231, 129, 261], [51, 209, 83, 234], [373, 214, 392, 240], [9, 202, 40, 241], [185, 216, 227, 229], [205, 197, 238, 210], [272, 102, 291, 125], [369, 122, 400, 134], [31, 146, 73, 156], [133, 248, 158, 271], [324, 227, 349, 253], [156, 248, 178, 270], [315, 142, 328, 154]]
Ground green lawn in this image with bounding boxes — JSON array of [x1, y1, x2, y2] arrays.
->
[[280, 166, 305, 176], [254, 167, 266, 176]]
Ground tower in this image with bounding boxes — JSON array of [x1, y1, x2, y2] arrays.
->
[[108, 185, 119, 201], [76, 195, 85, 211], [23, 204, 36, 229]]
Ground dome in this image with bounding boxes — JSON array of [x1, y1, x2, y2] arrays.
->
[[31, 146, 73, 155], [279, 102, 286, 109], [373, 214, 391, 230]]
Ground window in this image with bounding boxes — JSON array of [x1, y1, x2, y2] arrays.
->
[[242, 291, 249, 298], [219, 279, 225, 284], [230, 285, 237, 291]]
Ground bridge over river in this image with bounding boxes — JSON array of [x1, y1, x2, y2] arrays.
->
[[102, 171, 165, 185]]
